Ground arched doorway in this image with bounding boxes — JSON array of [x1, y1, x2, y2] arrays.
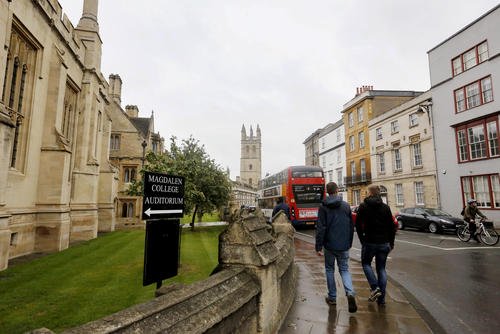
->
[[380, 185, 388, 204]]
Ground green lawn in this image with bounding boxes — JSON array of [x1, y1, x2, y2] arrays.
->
[[180, 211, 222, 225], [0, 226, 225, 334]]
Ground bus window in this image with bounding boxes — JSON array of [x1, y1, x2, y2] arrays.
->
[[292, 171, 323, 178], [292, 185, 324, 204]]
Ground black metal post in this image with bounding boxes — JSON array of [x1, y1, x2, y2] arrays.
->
[[141, 140, 147, 168]]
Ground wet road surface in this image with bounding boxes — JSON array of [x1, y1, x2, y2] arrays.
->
[[298, 228, 500, 334], [280, 237, 432, 334]]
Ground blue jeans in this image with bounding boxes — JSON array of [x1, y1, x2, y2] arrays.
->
[[361, 243, 391, 303], [324, 249, 355, 299]]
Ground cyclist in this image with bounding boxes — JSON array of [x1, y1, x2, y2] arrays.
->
[[463, 199, 487, 242]]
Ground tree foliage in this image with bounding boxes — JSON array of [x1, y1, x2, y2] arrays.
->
[[128, 136, 232, 226]]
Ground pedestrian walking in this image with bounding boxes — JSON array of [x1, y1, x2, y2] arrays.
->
[[272, 196, 290, 220], [355, 185, 396, 306], [315, 182, 357, 313]]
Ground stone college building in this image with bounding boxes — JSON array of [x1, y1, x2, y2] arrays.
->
[[0, 0, 164, 271]]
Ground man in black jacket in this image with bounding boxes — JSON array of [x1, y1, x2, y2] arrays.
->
[[355, 185, 396, 306], [272, 196, 290, 220], [315, 182, 357, 313]]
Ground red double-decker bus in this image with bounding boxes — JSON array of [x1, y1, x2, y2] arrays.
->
[[258, 166, 325, 227]]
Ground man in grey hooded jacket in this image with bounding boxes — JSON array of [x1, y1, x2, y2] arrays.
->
[[315, 182, 357, 313]]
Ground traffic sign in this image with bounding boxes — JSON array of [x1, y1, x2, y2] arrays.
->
[[142, 171, 185, 220]]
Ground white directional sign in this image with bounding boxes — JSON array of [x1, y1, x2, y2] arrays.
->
[[142, 172, 185, 220], [144, 208, 183, 217]]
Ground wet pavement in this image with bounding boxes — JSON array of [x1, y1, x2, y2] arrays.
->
[[279, 237, 433, 334]]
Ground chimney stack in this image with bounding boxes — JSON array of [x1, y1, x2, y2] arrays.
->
[[356, 85, 374, 96], [108, 74, 122, 104], [125, 105, 139, 118]]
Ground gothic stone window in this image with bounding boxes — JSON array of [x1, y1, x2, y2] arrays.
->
[[2, 22, 39, 171], [123, 166, 137, 183], [110, 134, 121, 150], [121, 201, 135, 218], [62, 81, 78, 143]]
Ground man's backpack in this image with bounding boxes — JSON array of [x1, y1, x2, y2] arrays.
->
[[460, 206, 466, 216]]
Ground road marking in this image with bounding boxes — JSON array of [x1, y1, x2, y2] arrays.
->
[[396, 239, 499, 250], [428, 235, 460, 241], [296, 231, 498, 251]]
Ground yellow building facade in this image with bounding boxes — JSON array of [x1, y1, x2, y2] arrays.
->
[[342, 86, 422, 206]]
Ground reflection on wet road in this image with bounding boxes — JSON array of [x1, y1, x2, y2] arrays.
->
[[298, 228, 500, 334]]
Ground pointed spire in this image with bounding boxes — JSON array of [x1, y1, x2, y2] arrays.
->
[[241, 124, 247, 140], [256, 124, 261, 138], [77, 0, 99, 32], [151, 110, 154, 118], [250, 125, 254, 138]]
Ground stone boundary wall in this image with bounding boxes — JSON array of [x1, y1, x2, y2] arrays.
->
[[63, 268, 260, 334], [41, 209, 296, 334]]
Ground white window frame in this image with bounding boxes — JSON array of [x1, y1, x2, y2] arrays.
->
[[393, 148, 402, 171], [349, 135, 355, 151], [390, 120, 399, 134], [463, 48, 477, 70], [415, 181, 425, 205], [409, 113, 418, 127], [357, 106, 364, 122], [487, 120, 499, 157], [467, 125, 487, 160], [473, 176, 490, 208], [412, 142, 423, 167], [481, 76, 493, 104], [395, 183, 404, 206], [377, 153, 385, 173], [353, 189, 361, 206], [360, 159, 366, 181], [359, 131, 365, 148], [376, 127, 383, 140]]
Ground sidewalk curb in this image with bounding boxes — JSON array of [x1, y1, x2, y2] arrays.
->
[[387, 274, 446, 334]]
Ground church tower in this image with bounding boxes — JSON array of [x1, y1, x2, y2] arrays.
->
[[240, 124, 262, 188]]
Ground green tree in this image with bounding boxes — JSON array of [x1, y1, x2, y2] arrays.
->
[[128, 136, 232, 229]]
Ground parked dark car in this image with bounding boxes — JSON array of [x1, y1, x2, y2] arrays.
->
[[395, 207, 465, 233]]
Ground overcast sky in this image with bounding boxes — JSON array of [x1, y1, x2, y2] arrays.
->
[[60, 0, 498, 179]]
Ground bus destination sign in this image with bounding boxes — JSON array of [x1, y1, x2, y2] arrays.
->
[[142, 171, 185, 220]]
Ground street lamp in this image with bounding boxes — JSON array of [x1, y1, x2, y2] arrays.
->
[[141, 140, 147, 168], [416, 101, 433, 123]]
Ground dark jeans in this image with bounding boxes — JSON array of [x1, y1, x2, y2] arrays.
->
[[469, 221, 477, 236], [361, 243, 391, 303]]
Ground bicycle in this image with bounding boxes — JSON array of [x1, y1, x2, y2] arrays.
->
[[456, 217, 499, 246]]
